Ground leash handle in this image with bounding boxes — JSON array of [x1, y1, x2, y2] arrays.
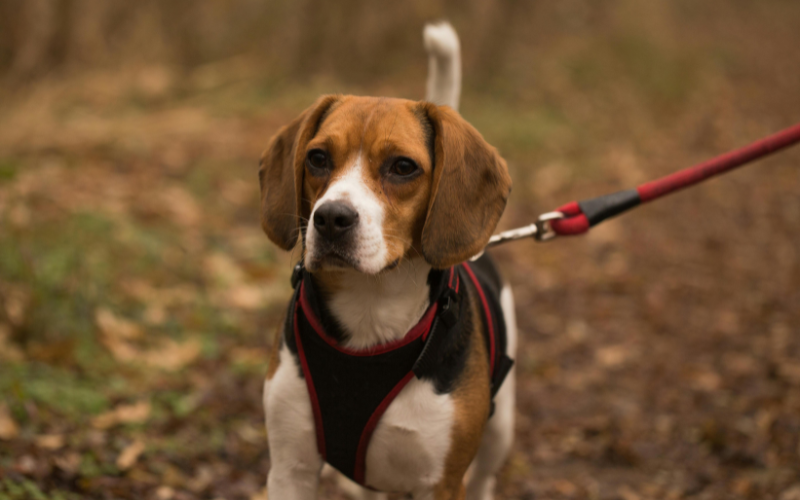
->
[[546, 121, 800, 237]]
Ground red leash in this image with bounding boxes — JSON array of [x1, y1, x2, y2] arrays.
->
[[482, 121, 800, 250]]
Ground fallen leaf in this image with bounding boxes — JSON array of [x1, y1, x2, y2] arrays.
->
[[0, 403, 19, 439], [3, 286, 30, 326], [116, 439, 145, 470], [619, 485, 642, 500], [95, 308, 142, 340], [552, 479, 578, 497], [596, 345, 634, 368], [99, 333, 140, 363], [92, 401, 151, 429], [35, 434, 65, 450], [225, 284, 264, 310], [186, 465, 214, 493], [142, 338, 201, 370], [781, 485, 800, 500], [778, 363, 800, 385], [155, 485, 175, 500], [53, 452, 81, 475], [204, 252, 246, 287], [691, 370, 722, 392], [0, 324, 24, 361], [161, 185, 201, 227], [143, 303, 166, 325]]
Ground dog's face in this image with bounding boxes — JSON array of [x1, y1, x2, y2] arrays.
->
[[259, 95, 511, 272]]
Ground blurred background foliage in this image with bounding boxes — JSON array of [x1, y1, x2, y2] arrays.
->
[[1, 1, 800, 499]]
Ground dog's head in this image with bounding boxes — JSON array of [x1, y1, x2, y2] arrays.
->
[[258, 95, 511, 273]]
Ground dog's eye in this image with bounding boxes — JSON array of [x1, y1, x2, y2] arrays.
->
[[306, 150, 329, 174], [390, 159, 418, 177]]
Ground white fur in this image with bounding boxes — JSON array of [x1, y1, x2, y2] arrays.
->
[[330, 258, 432, 349], [424, 22, 461, 111], [306, 153, 389, 275], [264, 344, 324, 498], [365, 377, 454, 492]]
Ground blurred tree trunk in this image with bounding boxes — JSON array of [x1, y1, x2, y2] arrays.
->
[[9, 0, 56, 78]]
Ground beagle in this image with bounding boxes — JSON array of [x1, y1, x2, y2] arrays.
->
[[260, 23, 517, 500]]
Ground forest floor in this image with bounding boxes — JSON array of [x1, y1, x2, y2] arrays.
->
[[1, 3, 800, 498]]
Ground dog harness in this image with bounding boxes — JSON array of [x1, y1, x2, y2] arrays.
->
[[285, 257, 514, 486]]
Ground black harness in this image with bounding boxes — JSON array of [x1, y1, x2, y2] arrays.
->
[[285, 257, 513, 486]]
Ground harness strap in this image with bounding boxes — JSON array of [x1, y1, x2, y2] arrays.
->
[[289, 262, 512, 485], [413, 271, 460, 379]]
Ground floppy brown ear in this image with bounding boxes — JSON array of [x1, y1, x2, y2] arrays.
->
[[420, 104, 512, 268], [258, 95, 339, 250]]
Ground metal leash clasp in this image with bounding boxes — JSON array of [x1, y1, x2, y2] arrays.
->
[[470, 210, 565, 261], [533, 211, 564, 242]]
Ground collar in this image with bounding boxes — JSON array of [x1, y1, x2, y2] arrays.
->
[[290, 263, 460, 356]]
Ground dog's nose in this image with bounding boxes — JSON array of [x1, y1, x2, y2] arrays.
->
[[313, 201, 359, 241]]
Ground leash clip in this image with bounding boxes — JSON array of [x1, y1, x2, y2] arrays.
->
[[534, 211, 564, 242]]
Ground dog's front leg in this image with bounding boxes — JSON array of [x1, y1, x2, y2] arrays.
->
[[267, 460, 322, 500], [264, 347, 323, 499]]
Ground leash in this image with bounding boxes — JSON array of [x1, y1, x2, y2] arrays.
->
[[481, 121, 800, 251]]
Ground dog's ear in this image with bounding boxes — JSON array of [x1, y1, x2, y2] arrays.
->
[[419, 103, 511, 268], [259, 95, 339, 250]]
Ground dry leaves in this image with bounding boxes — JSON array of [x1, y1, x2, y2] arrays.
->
[[96, 308, 142, 340], [204, 252, 247, 287], [35, 433, 65, 450], [0, 403, 20, 439], [595, 344, 637, 369], [92, 401, 151, 429], [116, 439, 146, 470], [0, 324, 24, 362], [2, 286, 30, 326], [96, 307, 201, 370], [143, 338, 201, 370]]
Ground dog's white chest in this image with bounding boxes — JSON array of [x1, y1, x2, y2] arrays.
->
[[363, 377, 454, 491]]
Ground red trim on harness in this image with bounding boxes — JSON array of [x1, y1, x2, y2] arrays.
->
[[295, 268, 462, 481], [353, 370, 416, 485], [293, 302, 326, 460], [462, 263, 495, 374], [299, 281, 438, 356]]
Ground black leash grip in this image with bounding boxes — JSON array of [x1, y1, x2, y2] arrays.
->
[[577, 188, 641, 227]]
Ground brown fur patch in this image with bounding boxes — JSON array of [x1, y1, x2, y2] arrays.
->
[[434, 291, 492, 498], [418, 103, 512, 268]]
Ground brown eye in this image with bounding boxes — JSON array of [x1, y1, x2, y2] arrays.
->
[[306, 150, 329, 173], [390, 158, 418, 177]]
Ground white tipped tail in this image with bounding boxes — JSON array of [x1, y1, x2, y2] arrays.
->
[[424, 22, 461, 111]]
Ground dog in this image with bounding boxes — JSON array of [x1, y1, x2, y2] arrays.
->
[[260, 23, 517, 500]]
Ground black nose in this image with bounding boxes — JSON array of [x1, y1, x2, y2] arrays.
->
[[313, 201, 359, 241]]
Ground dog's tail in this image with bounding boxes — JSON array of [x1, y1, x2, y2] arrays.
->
[[424, 22, 461, 111]]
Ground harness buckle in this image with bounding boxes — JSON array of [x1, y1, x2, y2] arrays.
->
[[438, 288, 460, 329], [291, 263, 304, 289], [534, 211, 564, 242]]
